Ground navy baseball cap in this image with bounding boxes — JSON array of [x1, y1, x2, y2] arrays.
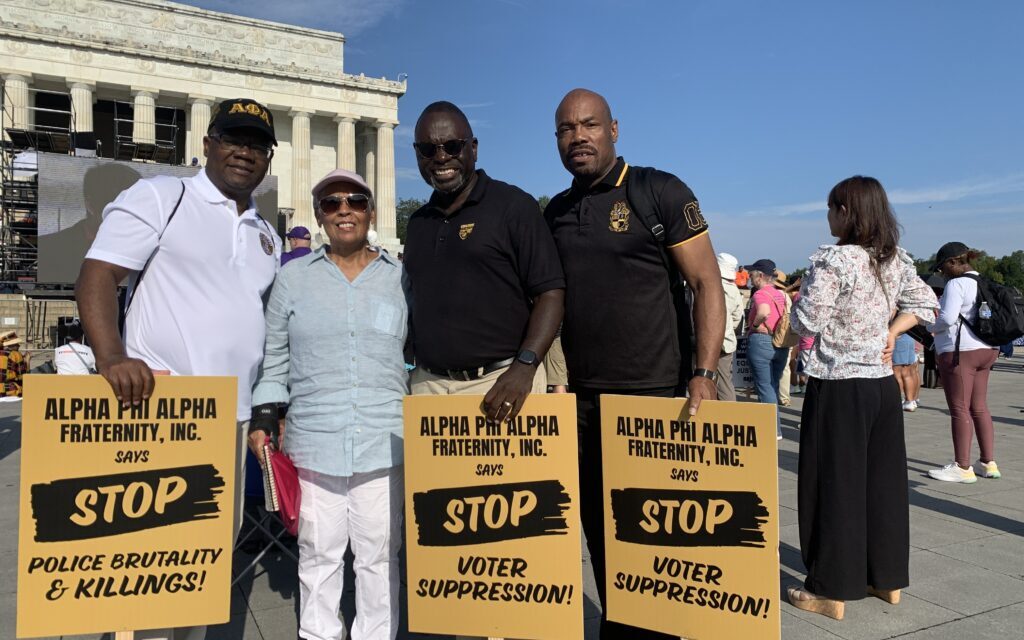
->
[[208, 98, 277, 145], [286, 226, 311, 240], [743, 258, 777, 275]]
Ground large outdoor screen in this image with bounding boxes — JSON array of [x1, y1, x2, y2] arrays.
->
[[36, 153, 278, 284]]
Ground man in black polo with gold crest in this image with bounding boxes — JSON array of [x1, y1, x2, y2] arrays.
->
[[545, 88, 726, 639], [404, 101, 564, 422]]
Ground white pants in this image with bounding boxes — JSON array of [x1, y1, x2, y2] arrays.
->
[[298, 466, 404, 640], [134, 420, 249, 640]]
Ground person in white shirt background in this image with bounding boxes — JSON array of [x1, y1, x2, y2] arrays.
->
[[926, 242, 1002, 484], [53, 319, 95, 375]]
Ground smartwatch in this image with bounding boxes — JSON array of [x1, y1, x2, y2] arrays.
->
[[693, 368, 718, 382], [516, 349, 539, 366]]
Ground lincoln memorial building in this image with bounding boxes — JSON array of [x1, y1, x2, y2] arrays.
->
[[0, 0, 407, 252]]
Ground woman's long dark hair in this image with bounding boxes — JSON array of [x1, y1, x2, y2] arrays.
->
[[828, 176, 902, 288]]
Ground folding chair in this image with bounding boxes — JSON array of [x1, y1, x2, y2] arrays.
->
[[232, 448, 298, 586]]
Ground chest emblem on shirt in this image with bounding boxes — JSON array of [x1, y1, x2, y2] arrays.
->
[[609, 201, 630, 232], [259, 233, 274, 255], [458, 223, 475, 240]]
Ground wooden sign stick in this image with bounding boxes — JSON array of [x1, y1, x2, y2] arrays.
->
[[114, 632, 134, 640]]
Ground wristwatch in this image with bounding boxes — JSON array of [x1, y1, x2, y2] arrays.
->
[[693, 368, 718, 382], [516, 349, 539, 366]]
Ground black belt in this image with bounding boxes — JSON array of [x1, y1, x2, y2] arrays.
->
[[421, 357, 516, 381]]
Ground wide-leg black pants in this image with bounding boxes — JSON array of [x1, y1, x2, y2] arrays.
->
[[577, 387, 676, 640], [797, 376, 910, 600]]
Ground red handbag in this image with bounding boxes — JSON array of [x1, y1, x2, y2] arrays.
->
[[263, 444, 301, 536]]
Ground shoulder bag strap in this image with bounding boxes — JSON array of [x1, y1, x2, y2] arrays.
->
[[70, 344, 96, 374], [123, 180, 186, 321]]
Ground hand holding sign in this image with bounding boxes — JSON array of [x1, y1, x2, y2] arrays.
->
[[96, 354, 155, 407]]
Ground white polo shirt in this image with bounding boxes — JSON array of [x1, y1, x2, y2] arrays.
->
[[86, 169, 281, 419]]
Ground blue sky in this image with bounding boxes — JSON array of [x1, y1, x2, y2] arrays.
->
[[181, 0, 1023, 271]]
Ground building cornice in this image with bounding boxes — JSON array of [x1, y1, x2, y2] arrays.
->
[[0, 0, 406, 95]]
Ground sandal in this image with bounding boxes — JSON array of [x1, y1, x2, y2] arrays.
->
[[867, 586, 901, 604], [787, 586, 845, 620]]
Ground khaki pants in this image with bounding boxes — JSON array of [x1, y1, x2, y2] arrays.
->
[[134, 421, 249, 640], [411, 364, 547, 396], [543, 337, 568, 387], [716, 352, 736, 402]]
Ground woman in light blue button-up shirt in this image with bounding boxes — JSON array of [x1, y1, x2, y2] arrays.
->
[[250, 169, 408, 640]]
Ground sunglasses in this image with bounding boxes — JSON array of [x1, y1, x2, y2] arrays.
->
[[413, 138, 471, 158], [318, 193, 371, 214], [209, 133, 274, 159]]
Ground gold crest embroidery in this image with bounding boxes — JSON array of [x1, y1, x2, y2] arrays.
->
[[459, 223, 475, 240], [609, 201, 630, 232]]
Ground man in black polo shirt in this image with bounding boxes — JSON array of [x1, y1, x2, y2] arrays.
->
[[545, 88, 726, 639], [404, 101, 564, 421]]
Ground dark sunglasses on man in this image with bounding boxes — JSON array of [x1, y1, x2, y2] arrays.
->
[[412, 138, 472, 159], [318, 193, 371, 214]]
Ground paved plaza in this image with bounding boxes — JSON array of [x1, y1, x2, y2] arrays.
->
[[1, 359, 1022, 639]]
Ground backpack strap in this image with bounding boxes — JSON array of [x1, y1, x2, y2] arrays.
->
[[625, 164, 678, 278], [124, 180, 187, 321], [624, 165, 667, 243]]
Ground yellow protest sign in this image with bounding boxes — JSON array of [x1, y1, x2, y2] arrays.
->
[[17, 375, 238, 638], [600, 397, 780, 639], [404, 394, 583, 640]]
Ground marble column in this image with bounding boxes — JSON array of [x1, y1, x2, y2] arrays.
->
[[131, 88, 157, 144], [361, 124, 377, 197], [2, 73, 31, 131], [67, 80, 95, 133], [334, 115, 357, 171], [290, 109, 314, 232], [186, 96, 214, 166], [375, 121, 398, 248]]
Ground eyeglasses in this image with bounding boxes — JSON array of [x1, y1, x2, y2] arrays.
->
[[413, 138, 471, 158], [318, 193, 371, 214], [210, 133, 274, 159]]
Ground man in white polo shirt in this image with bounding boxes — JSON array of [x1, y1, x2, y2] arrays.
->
[[75, 98, 280, 640]]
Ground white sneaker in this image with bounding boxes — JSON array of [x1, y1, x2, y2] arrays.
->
[[903, 400, 918, 412], [928, 462, 977, 483], [972, 460, 1001, 479]]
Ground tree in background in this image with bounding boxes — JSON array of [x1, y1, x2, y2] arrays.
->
[[538, 195, 551, 213], [914, 249, 1024, 291], [395, 197, 425, 244]]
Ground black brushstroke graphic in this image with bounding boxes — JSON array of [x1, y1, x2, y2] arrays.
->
[[413, 480, 570, 546], [31, 464, 225, 542], [611, 488, 768, 548]]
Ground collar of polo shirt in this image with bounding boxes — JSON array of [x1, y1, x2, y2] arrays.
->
[[572, 156, 627, 194], [194, 168, 258, 211], [426, 169, 489, 213]]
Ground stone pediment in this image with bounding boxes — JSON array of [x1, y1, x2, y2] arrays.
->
[[0, 0, 403, 93]]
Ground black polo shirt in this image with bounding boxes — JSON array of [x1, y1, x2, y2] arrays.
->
[[404, 170, 565, 371], [545, 157, 709, 389]]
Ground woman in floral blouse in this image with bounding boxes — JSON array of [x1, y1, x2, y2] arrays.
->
[[787, 176, 937, 621]]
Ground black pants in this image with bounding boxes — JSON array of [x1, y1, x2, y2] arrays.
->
[[797, 376, 910, 600], [577, 387, 676, 640]]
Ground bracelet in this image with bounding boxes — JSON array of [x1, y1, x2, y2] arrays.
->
[[693, 368, 718, 382]]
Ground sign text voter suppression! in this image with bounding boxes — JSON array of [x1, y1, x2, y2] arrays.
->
[[601, 397, 780, 639], [404, 394, 582, 639]]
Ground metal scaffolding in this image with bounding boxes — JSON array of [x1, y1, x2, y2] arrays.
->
[[113, 100, 179, 164], [0, 83, 76, 286]]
